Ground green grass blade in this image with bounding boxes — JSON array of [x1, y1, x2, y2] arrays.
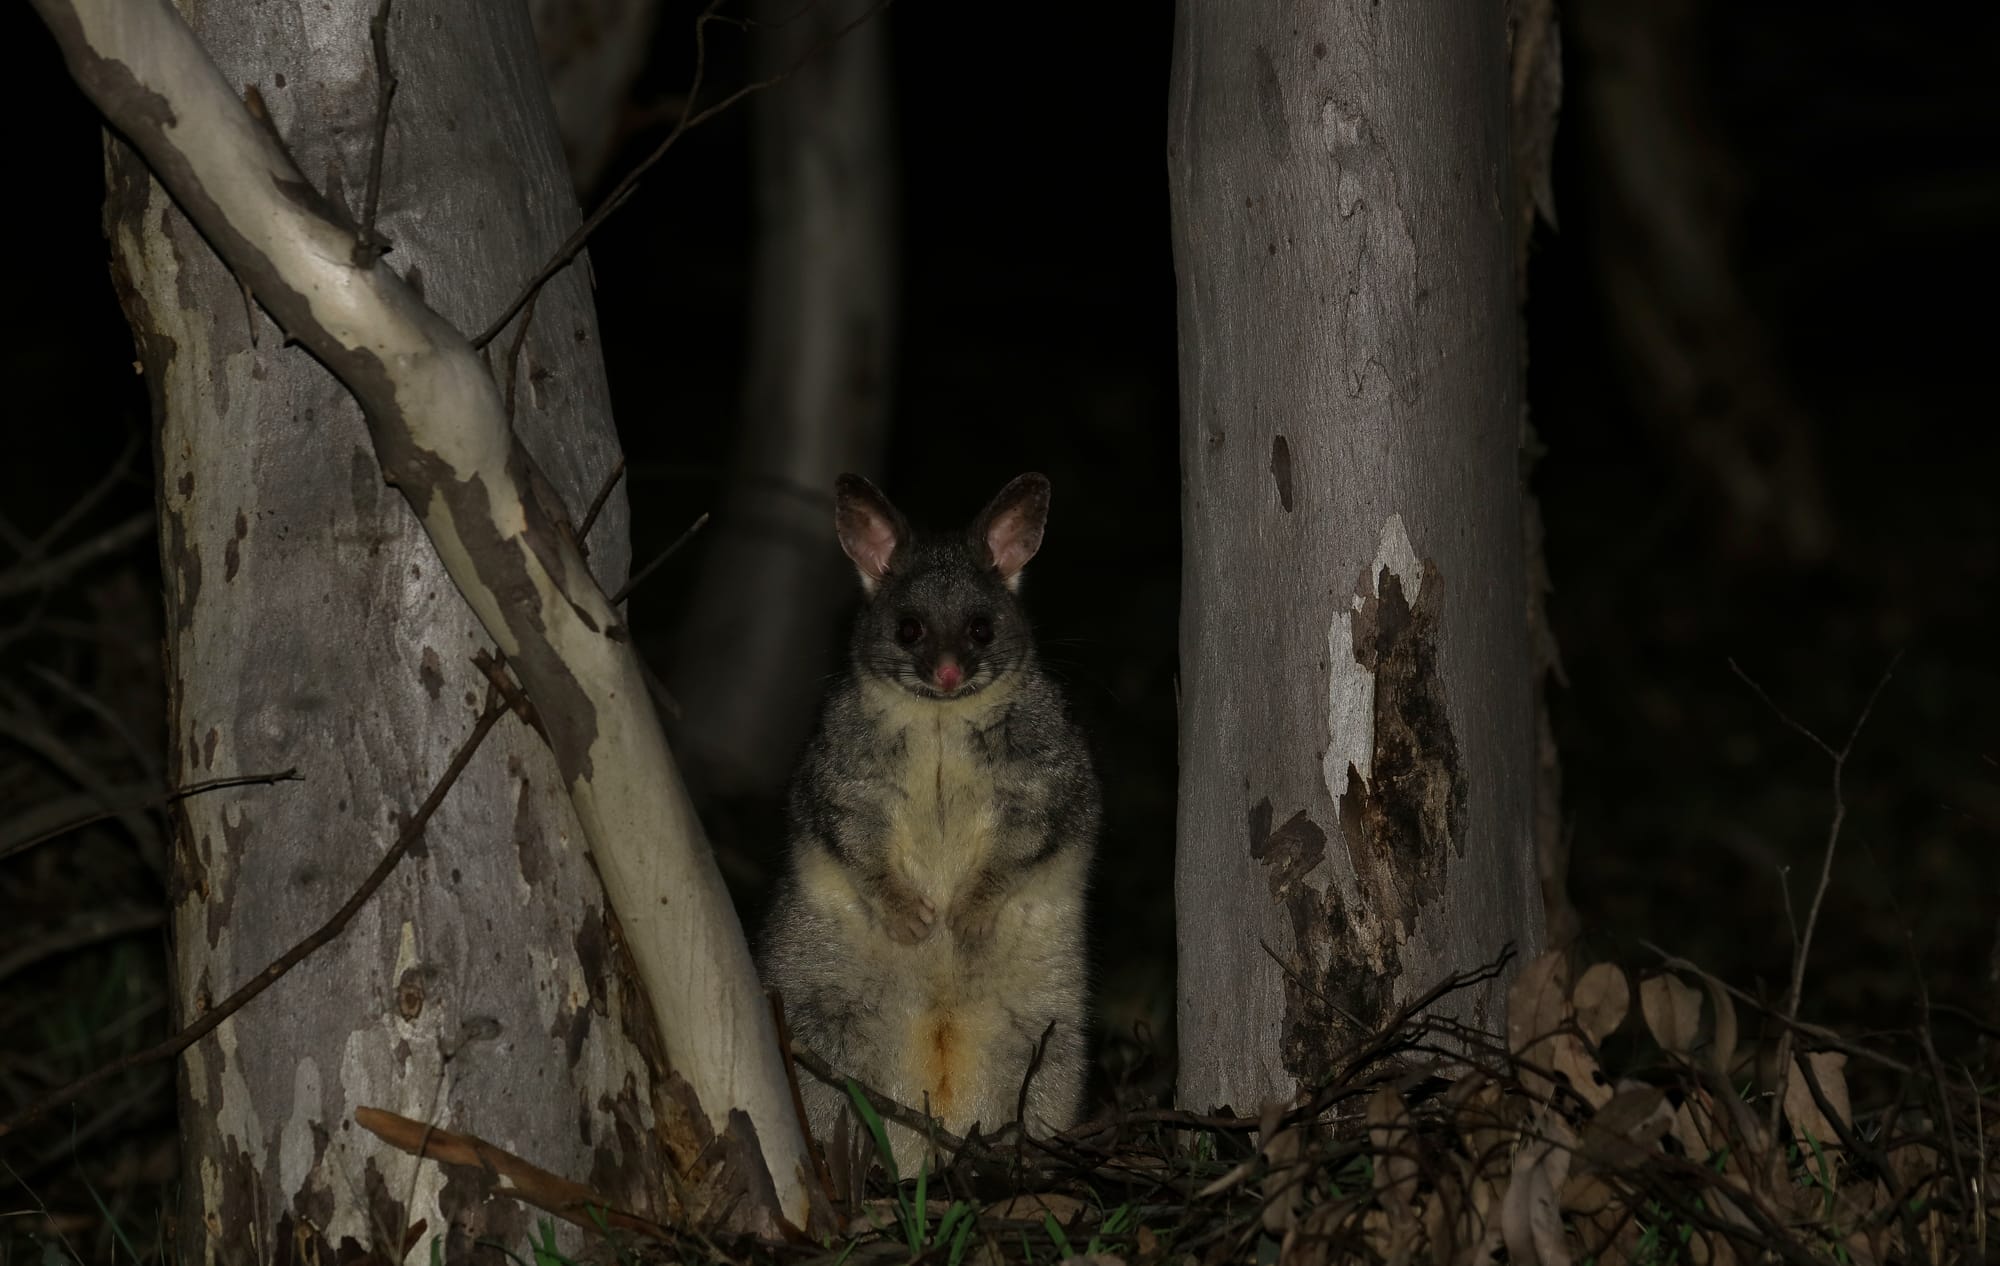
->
[[843, 1078, 904, 1187], [1043, 1211, 1073, 1259], [77, 1173, 139, 1264], [947, 1213, 975, 1266], [935, 1201, 968, 1246]]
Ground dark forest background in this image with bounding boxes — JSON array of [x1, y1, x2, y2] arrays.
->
[[4, 0, 1996, 1244]]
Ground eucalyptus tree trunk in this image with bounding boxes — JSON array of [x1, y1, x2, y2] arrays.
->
[[671, 0, 896, 798], [1169, 3, 1542, 1112], [101, 0, 666, 1256]]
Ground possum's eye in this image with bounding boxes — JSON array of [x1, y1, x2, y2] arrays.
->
[[967, 616, 994, 645], [896, 617, 924, 645]]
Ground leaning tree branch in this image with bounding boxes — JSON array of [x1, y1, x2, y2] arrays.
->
[[30, 0, 819, 1235]]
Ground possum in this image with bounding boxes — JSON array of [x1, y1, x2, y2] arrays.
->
[[759, 472, 1098, 1172]]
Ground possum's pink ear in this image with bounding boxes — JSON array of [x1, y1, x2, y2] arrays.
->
[[834, 474, 906, 593], [973, 473, 1051, 590]]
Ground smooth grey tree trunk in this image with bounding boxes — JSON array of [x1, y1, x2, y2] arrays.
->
[[1169, 3, 1542, 1112], [104, 0, 667, 1257], [671, 0, 896, 798]]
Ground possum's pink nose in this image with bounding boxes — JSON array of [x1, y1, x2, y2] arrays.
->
[[935, 661, 964, 691]]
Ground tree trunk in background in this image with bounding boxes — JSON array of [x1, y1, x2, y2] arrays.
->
[[106, 0, 668, 1256], [1509, 0, 1579, 956], [1571, 0, 1830, 563], [529, 0, 660, 196], [1169, 3, 1540, 1112], [670, 0, 896, 799]]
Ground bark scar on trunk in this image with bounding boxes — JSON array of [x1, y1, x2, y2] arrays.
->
[[1248, 798, 1388, 1086], [1269, 434, 1295, 512], [1338, 561, 1465, 937]]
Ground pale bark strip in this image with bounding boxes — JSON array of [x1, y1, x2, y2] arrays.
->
[[1170, 3, 1541, 1112], [36, 0, 818, 1239], [672, 0, 897, 798]]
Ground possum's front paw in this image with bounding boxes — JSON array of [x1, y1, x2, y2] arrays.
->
[[877, 885, 936, 945], [947, 893, 1000, 950]]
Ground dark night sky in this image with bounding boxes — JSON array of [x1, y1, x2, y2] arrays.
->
[[6, 0, 1998, 1088]]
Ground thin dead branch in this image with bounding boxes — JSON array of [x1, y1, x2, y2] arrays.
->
[[0, 699, 503, 1139], [470, 0, 895, 350], [0, 513, 151, 600], [1729, 654, 1898, 1151], [356, 1107, 678, 1242], [0, 768, 300, 863]]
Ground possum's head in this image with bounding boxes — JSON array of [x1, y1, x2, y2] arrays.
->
[[834, 472, 1050, 700]]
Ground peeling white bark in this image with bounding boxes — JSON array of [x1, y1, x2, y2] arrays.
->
[[35, 0, 817, 1247], [1323, 513, 1424, 805]]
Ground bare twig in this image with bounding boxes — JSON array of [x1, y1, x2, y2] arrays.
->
[[611, 511, 710, 605], [0, 702, 502, 1139], [1014, 1020, 1056, 1173], [0, 1157, 82, 1263], [0, 513, 151, 600], [354, 0, 397, 264], [1644, 941, 2000, 1121], [356, 1106, 678, 1242], [28, 664, 160, 782], [1913, 936, 1975, 1257], [1729, 654, 1898, 1149], [787, 1042, 973, 1157], [0, 768, 300, 863], [0, 907, 164, 983], [577, 457, 626, 545], [10, 432, 145, 565], [768, 991, 839, 1205], [469, 0, 895, 350], [0, 691, 161, 863], [499, 287, 540, 426]]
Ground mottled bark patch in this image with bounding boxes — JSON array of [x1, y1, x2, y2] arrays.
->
[[103, 141, 182, 479], [212, 809, 253, 947], [418, 646, 444, 700], [201, 1141, 261, 1263], [168, 799, 202, 905], [593, 1072, 664, 1219], [511, 771, 547, 887], [225, 509, 247, 581], [564, 905, 608, 1068], [162, 506, 200, 634], [439, 1156, 518, 1262], [1269, 434, 1295, 511], [395, 965, 429, 1020], [273, 1142, 339, 1263], [1248, 798, 1392, 1087], [1252, 46, 1291, 160], [1338, 563, 1465, 936]]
